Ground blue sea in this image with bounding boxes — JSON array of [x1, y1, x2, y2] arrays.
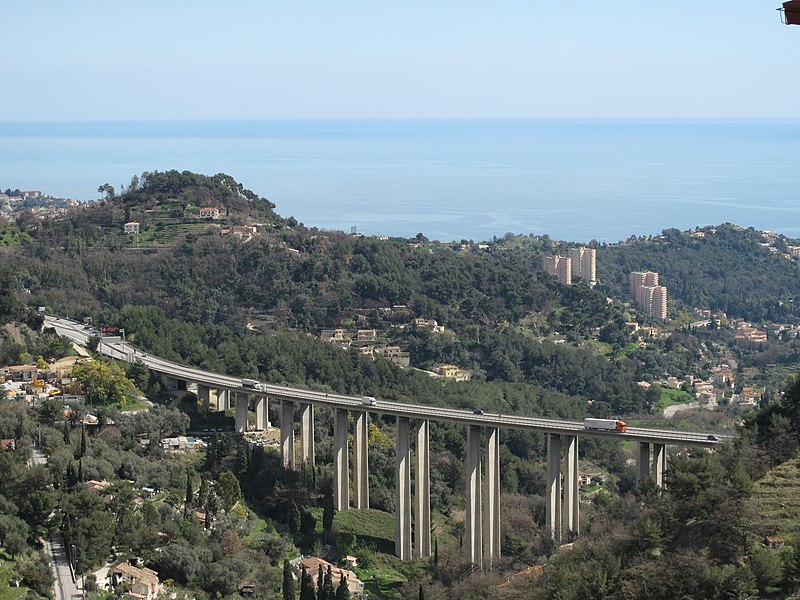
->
[[2, 119, 799, 243]]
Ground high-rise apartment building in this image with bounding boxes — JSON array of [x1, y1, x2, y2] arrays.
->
[[569, 247, 597, 286], [630, 271, 667, 319], [543, 255, 572, 286]]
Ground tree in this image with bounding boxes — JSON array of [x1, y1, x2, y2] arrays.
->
[[287, 499, 301, 535], [185, 470, 194, 512], [216, 470, 241, 512], [72, 360, 139, 406], [97, 183, 115, 200], [79, 426, 87, 458], [322, 566, 335, 600], [335, 573, 351, 600], [418, 584, 425, 600], [282, 559, 295, 600], [63, 419, 71, 445], [322, 487, 335, 536]]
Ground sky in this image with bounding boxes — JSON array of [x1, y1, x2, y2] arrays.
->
[[3, 1, 799, 120]]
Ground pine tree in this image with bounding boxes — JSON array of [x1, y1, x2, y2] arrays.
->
[[282, 560, 295, 600]]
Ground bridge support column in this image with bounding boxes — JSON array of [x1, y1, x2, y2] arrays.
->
[[652, 443, 666, 488], [465, 425, 483, 567], [160, 374, 180, 391], [546, 433, 562, 542], [209, 388, 220, 411], [234, 392, 248, 433], [197, 385, 210, 411], [353, 411, 369, 509], [280, 400, 295, 470], [637, 442, 651, 483], [300, 403, 315, 466], [483, 426, 500, 567], [255, 396, 269, 430], [563, 435, 579, 536], [414, 419, 431, 558], [217, 390, 229, 411], [395, 417, 412, 560], [333, 408, 350, 511]]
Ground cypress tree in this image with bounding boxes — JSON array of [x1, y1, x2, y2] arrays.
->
[[77, 459, 83, 483], [418, 584, 425, 600], [282, 559, 295, 600], [323, 566, 334, 600], [185, 470, 194, 515], [434, 537, 439, 565], [317, 565, 325, 599], [287, 499, 301, 535], [299, 566, 308, 600], [335, 573, 350, 600], [63, 419, 71, 445], [79, 426, 87, 458]]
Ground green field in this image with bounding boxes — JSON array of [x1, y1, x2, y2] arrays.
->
[[654, 386, 695, 411]]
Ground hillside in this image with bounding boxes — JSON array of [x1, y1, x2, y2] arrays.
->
[[599, 225, 800, 323]]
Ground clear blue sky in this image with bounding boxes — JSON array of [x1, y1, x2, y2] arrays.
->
[[4, 1, 799, 120]]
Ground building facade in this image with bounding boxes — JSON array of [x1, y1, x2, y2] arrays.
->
[[630, 271, 667, 319], [568, 247, 596, 285], [543, 255, 572, 286]]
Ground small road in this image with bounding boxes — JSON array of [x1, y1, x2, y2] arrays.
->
[[28, 448, 82, 600]]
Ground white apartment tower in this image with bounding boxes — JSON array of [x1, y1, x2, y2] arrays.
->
[[543, 255, 572, 286], [569, 247, 597, 286], [630, 271, 667, 320]]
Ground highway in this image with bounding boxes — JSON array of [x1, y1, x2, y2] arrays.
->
[[45, 316, 728, 447]]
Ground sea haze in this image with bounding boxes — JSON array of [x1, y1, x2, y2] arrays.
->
[[2, 119, 799, 243]]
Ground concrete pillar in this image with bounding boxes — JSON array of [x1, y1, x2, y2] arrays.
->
[[333, 408, 350, 511], [395, 417, 412, 560], [637, 442, 651, 483], [353, 411, 369, 509], [280, 400, 295, 470], [300, 403, 315, 466], [197, 385, 210, 411], [234, 392, 248, 433], [217, 389, 229, 411], [209, 388, 219, 411], [161, 374, 180, 391], [652, 443, 666, 488], [483, 426, 501, 567], [546, 433, 562, 542], [465, 425, 483, 567], [255, 396, 269, 430], [563, 435, 579, 535], [414, 420, 431, 558]]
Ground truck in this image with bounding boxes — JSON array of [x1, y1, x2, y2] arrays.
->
[[361, 396, 377, 407], [242, 378, 261, 389], [584, 418, 627, 432]]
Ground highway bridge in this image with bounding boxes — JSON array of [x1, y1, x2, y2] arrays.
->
[[45, 315, 729, 568]]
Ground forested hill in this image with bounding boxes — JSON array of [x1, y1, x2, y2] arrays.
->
[[598, 225, 800, 323], [1, 170, 650, 415]]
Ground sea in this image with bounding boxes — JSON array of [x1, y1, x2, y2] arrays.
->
[[2, 119, 799, 243]]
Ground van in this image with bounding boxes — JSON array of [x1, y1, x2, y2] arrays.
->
[[361, 396, 377, 407]]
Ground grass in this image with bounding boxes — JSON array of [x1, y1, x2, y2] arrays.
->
[[334, 509, 395, 554], [654, 386, 696, 411], [0, 551, 28, 600], [749, 457, 800, 542]]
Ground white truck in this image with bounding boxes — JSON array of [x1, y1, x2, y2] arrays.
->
[[361, 396, 377, 407], [583, 418, 627, 432]]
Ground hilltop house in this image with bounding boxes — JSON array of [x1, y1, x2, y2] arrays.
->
[[124, 222, 140, 234], [198, 207, 220, 219]]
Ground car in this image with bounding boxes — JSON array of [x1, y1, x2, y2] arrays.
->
[[473, 409, 484, 415], [707, 434, 719, 442]]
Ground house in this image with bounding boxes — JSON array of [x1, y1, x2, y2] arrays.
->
[[110, 562, 161, 600], [124, 222, 140, 234], [437, 365, 460, 378], [198, 207, 220, 219], [85, 480, 114, 494], [765, 536, 786, 549], [220, 226, 257, 239], [0, 439, 16, 451], [293, 557, 364, 599], [356, 329, 377, 342], [375, 346, 410, 367], [160, 436, 207, 453]]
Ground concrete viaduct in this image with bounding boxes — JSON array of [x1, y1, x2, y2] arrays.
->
[[46, 316, 726, 568]]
